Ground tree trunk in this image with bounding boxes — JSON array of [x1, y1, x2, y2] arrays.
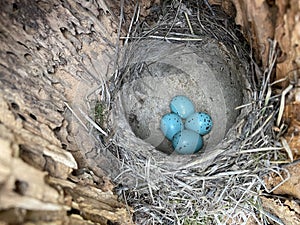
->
[[0, 0, 132, 224], [1, 0, 300, 224]]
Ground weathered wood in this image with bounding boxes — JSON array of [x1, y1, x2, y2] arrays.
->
[[0, 0, 132, 224]]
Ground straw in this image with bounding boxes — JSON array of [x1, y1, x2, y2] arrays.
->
[[86, 1, 291, 224]]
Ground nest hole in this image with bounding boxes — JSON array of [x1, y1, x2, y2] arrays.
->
[[115, 39, 250, 155]]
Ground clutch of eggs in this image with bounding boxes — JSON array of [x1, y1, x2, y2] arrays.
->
[[160, 95, 213, 154]]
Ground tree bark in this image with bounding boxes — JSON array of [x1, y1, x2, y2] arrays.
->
[[0, 0, 132, 224]]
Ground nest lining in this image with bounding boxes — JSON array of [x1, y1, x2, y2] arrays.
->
[[116, 38, 250, 156], [86, 1, 288, 224]]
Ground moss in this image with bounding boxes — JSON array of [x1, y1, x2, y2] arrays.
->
[[183, 217, 211, 225], [94, 101, 106, 127]]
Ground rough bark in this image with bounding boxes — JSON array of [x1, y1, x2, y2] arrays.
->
[[1, 0, 299, 224], [0, 0, 132, 224], [227, 0, 300, 157], [209, 0, 300, 223]]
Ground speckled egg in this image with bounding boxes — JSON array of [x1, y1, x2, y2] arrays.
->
[[160, 113, 183, 140], [172, 129, 203, 154], [170, 95, 195, 119], [185, 112, 213, 135]]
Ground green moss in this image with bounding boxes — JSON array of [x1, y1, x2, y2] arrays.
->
[[94, 101, 106, 126], [183, 217, 211, 225], [182, 211, 212, 225]]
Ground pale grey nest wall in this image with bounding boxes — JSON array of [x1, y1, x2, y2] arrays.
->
[[112, 39, 251, 157]]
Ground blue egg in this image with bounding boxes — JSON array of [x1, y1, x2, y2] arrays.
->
[[170, 95, 195, 119], [160, 113, 183, 140], [185, 112, 213, 135], [172, 129, 203, 154]]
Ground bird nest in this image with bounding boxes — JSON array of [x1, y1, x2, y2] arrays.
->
[[84, 1, 287, 224]]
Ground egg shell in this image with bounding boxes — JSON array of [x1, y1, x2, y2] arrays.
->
[[160, 113, 183, 140], [172, 129, 203, 154], [170, 95, 195, 119], [185, 112, 213, 135]]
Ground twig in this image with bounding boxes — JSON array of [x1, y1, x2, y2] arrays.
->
[[120, 35, 202, 41], [203, 0, 215, 16], [259, 210, 285, 225], [240, 147, 283, 154], [78, 107, 108, 136], [280, 137, 293, 162], [64, 102, 88, 131], [258, 167, 290, 193], [250, 112, 274, 139], [124, 2, 140, 46], [276, 84, 293, 126], [184, 12, 194, 35]]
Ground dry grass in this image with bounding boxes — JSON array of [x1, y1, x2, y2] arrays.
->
[[86, 1, 290, 224]]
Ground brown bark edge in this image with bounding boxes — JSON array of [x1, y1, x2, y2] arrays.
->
[[0, 0, 132, 224]]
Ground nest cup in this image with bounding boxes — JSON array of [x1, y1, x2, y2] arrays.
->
[[100, 2, 279, 224], [113, 39, 250, 155]]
